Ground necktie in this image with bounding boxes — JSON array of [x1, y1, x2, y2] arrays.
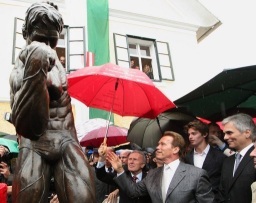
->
[[107, 167, 113, 173], [234, 153, 242, 175], [132, 175, 138, 183]]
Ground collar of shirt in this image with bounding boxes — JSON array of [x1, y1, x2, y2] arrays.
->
[[96, 161, 105, 169], [164, 159, 180, 172], [131, 171, 143, 181], [238, 143, 254, 160], [194, 144, 210, 155], [105, 166, 114, 173]]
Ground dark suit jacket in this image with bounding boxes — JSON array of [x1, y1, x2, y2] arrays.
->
[[93, 166, 117, 203], [185, 146, 226, 193], [95, 165, 151, 203], [114, 161, 214, 203], [217, 146, 256, 203]]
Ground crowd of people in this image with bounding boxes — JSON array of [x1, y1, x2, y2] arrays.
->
[[2, 113, 256, 203], [99, 113, 256, 203], [72, 113, 255, 203]]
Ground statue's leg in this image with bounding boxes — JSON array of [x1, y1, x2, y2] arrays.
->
[[12, 147, 51, 203], [54, 143, 96, 203]]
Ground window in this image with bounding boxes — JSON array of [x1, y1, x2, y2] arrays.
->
[[66, 26, 86, 72], [12, 18, 86, 73], [12, 18, 25, 64], [113, 33, 174, 81]]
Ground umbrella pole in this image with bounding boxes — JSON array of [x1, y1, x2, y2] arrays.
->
[[104, 78, 119, 141], [103, 110, 113, 141]]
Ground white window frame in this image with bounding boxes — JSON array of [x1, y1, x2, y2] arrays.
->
[[113, 33, 174, 81], [12, 17, 25, 64]]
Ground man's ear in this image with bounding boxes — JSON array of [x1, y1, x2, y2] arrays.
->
[[173, 147, 180, 155], [203, 133, 208, 138], [245, 129, 251, 139]]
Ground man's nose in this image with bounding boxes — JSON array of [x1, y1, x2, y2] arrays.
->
[[224, 134, 228, 140]]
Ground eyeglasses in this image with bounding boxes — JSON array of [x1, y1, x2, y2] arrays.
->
[[119, 156, 128, 159]]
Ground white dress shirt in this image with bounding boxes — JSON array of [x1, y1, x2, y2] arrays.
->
[[162, 159, 180, 203], [193, 144, 210, 168], [96, 161, 114, 173], [130, 171, 142, 182]]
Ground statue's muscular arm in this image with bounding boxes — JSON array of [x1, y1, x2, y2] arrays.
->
[[10, 42, 56, 139]]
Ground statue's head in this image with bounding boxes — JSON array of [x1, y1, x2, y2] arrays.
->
[[22, 2, 64, 48]]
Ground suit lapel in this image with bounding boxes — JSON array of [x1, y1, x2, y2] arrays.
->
[[229, 146, 254, 191], [151, 167, 164, 202], [187, 151, 194, 165], [202, 147, 214, 170], [165, 162, 186, 199], [226, 155, 235, 181]]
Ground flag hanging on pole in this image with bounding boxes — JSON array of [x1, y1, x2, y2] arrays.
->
[[87, 0, 113, 122]]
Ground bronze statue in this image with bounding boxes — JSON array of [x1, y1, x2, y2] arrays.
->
[[9, 2, 95, 203]]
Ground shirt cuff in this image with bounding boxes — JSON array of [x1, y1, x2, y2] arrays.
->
[[117, 171, 125, 177], [218, 143, 226, 150], [96, 161, 105, 168]]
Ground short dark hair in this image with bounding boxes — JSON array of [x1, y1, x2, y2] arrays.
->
[[208, 122, 221, 129], [184, 119, 209, 140], [162, 131, 185, 157]]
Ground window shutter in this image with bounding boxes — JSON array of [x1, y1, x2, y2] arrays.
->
[[66, 26, 86, 72], [12, 18, 25, 64], [156, 41, 174, 81], [113, 33, 129, 68]]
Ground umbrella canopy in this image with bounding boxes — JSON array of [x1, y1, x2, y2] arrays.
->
[[175, 65, 256, 121], [67, 63, 175, 119], [0, 138, 19, 154], [80, 125, 128, 148], [127, 108, 196, 148], [0, 133, 17, 141], [75, 118, 113, 141]]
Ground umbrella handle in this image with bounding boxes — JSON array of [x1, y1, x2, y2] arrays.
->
[[104, 78, 119, 139]]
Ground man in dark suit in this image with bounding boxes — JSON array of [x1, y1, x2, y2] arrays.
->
[[95, 147, 117, 203], [217, 113, 256, 203], [107, 131, 215, 203], [184, 120, 226, 194], [96, 146, 151, 203]]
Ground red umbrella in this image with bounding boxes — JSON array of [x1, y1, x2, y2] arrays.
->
[[80, 125, 128, 148], [68, 63, 175, 140], [75, 118, 113, 141], [68, 63, 175, 119]]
